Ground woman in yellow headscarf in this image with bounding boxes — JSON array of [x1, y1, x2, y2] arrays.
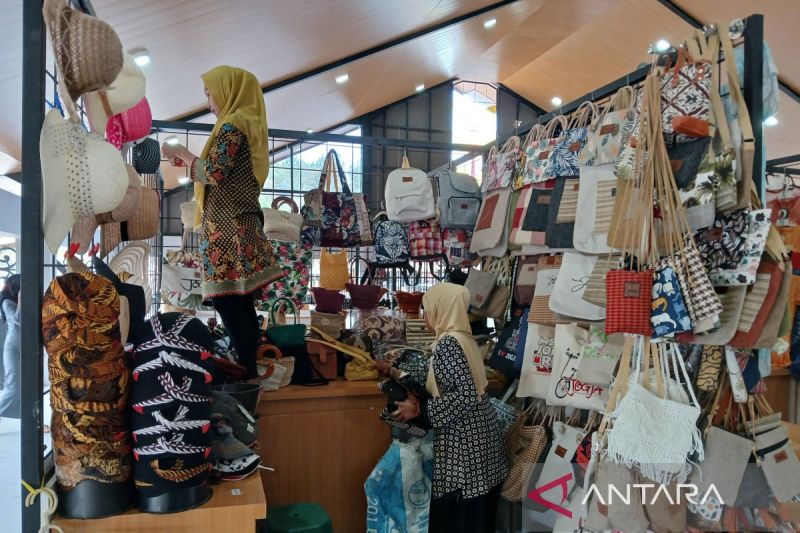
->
[[394, 283, 507, 533], [162, 66, 282, 379]]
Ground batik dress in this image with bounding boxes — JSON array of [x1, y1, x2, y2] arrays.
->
[[190, 123, 282, 298]]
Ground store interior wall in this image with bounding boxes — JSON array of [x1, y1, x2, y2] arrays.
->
[[495, 86, 542, 138]]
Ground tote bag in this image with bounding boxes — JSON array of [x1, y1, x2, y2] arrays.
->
[[728, 260, 787, 348], [516, 323, 556, 399], [482, 136, 521, 192], [263, 196, 304, 243], [578, 86, 634, 167], [545, 176, 580, 249], [549, 251, 606, 321], [514, 255, 539, 306], [545, 324, 608, 410], [582, 254, 622, 308], [524, 117, 568, 184], [470, 187, 512, 255], [573, 164, 619, 254], [520, 181, 556, 246], [575, 326, 624, 387], [547, 101, 596, 178], [509, 185, 538, 247], [489, 307, 525, 378], [529, 255, 563, 326], [708, 208, 771, 286]]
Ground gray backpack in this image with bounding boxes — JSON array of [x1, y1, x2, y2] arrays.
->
[[437, 169, 481, 229]]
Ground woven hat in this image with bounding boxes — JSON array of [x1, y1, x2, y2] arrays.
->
[[310, 287, 345, 314], [93, 255, 146, 344], [40, 108, 128, 254], [72, 163, 142, 254], [181, 201, 198, 232], [346, 283, 387, 310], [100, 186, 160, 257], [42, 0, 123, 102], [84, 53, 146, 134], [108, 241, 152, 309], [106, 97, 153, 149], [132, 138, 161, 174]]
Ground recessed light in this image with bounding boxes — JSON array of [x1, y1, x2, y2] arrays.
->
[[415, 84, 425, 93], [551, 97, 562, 107], [335, 74, 349, 84], [655, 39, 671, 52], [164, 135, 180, 145], [764, 115, 778, 126], [483, 18, 497, 29], [129, 47, 151, 67], [306, 129, 314, 134]]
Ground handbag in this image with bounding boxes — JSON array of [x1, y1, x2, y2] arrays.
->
[[529, 255, 563, 326], [546, 324, 608, 410], [472, 256, 512, 322], [483, 136, 520, 193], [669, 136, 712, 188], [501, 406, 549, 502], [442, 228, 476, 269], [573, 164, 619, 254], [545, 176, 580, 249], [513, 255, 539, 306], [408, 218, 444, 262], [579, 87, 634, 167], [728, 260, 788, 348], [582, 254, 621, 308], [547, 101, 596, 178], [310, 287, 345, 314], [517, 323, 555, 399], [694, 207, 749, 271], [262, 196, 303, 243], [489, 306, 525, 378], [394, 291, 423, 316], [755, 424, 800, 502], [256, 239, 313, 314], [266, 298, 307, 350], [465, 266, 496, 311], [346, 283, 387, 310], [605, 269, 653, 336], [309, 310, 345, 340], [650, 264, 692, 338], [470, 187, 512, 255], [678, 151, 717, 231], [687, 285, 747, 345], [514, 124, 544, 189], [575, 326, 624, 387], [708, 208, 771, 286], [355, 312, 406, 344], [319, 248, 348, 290], [549, 251, 605, 321], [660, 36, 712, 143], [526, 116, 568, 183], [301, 149, 372, 247], [519, 181, 555, 245]]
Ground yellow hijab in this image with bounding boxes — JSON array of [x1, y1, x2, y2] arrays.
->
[[195, 66, 268, 226], [422, 283, 488, 398]]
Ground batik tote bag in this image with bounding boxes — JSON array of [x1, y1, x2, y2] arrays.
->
[[708, 208, 771, 286], [579, 86, 634, 167], [470, 187, 512, 255], [549, 251, 605, 321], [573, 164, 618, 254], [660, 33, 712, 144]]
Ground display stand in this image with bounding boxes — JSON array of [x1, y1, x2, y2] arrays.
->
[[58, 479, 134, 519], [53, 473, 265, 533]]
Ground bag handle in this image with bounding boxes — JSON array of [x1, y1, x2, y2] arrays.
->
[[349, 255, 370, 283], [568, 101, 598, 129], [317, 149, 352, 194], [270, 297, 299, 326], [598, 335, 634, 437], [522, 124, 546, 148], [501, 136, 520, 154], [271, 196, 299, 213], [543, 115, 568, 139]]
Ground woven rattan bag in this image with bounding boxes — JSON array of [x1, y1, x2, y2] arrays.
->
[[319, 249, 348, 290]]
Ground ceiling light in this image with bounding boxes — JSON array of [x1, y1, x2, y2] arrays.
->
[[164, 135, 180, 145], [551, 96, 562, 107], [178, 176, 191, 185], [483, 18, 497, 29], [764, 115, 778, 127], [415, 84, 425, 93], [335, 73, 349, 84], [655, 39, 671, 52], [306, 129, 314, 134], [129, 47, 151, 67]]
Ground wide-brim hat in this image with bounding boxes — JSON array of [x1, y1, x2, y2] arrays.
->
[[40, 108, 128, 255], [84, 53, 146, 134], [42, 0, 123, 102], [72, 163, 142, 254], [132, 137, 161, 175], [108, 241, 152, 310], [93, 255, 146, 344], [100, 187, 160, 257], [106, 97, 153, 149]]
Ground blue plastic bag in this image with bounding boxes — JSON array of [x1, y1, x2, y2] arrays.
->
[[365, 437, 433, 533]]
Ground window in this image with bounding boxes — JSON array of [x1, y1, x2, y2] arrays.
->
[[452, 81, 497, 179]]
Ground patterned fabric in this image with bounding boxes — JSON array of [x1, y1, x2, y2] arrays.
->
[[409, 219, 443, 260], [523, 137, 560, 184], [488, 306, 524, 377], [355, 314, 405, 344], [613, 91, 643, 180], [660, 59, 712, 144], [695, 208, 749, 271], [679, 243, 724, 327], [191, 123, 282, 298], [695, 345, 723, 392], [255, 240, 312, 314], [583, 255, 622, 308], [422, 335, 507, 499], [42, 272, 131, 489], [651, 266, 692, 338], [530, 255, 563, 326], [548, 127, 588, 178], [579, 110, 630, 166], [605, 269, 653, 336], [483, 140, 520, 192], [709, 209, 771, 286], [442, 228, 476, 268], [372, 219, 410, 266], [668, 137, 712, 189]]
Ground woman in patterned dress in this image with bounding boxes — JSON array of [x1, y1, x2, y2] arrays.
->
[[162, 66, 282, 379], [394, 283, 507, 532]]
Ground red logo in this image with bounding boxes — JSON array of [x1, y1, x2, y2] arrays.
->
[[527, 473, 573, 518]]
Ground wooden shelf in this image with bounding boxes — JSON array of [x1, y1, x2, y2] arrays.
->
[[259, 378, 383, 402], [54, 473, 266, 533]]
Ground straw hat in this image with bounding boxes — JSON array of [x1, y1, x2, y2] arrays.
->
[[42, 0, 123, 101], [71, 164, 143, 254], [106, 97, 153, 149], [108, 242, 152, 311], [84, 53, 146, 134], [40, 108, 128, 255], [132, 138, 161, 174], [100, 187, 160, 257]]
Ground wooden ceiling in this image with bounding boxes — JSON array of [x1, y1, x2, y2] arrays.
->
[[0, 0, 798, 176]]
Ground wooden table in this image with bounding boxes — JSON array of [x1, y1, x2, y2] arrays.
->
[[54, 473, 266, 533], [257, 379, 391, 533]]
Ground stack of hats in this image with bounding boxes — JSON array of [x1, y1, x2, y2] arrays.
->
[[208, 392, 261, 480], [42, 272, 132, 513], [130, 313, 215, 511]]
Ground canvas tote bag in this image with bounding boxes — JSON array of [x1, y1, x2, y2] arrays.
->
[[517, 323, 556, 399], [549, 251, 606, 321], [573, 164, 619, 254], [470, 187, 512, 255]]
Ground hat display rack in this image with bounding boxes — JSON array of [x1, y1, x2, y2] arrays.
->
[[18, 0, 771, 530]]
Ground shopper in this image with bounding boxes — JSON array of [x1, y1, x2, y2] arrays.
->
[[162, 66, 282, 379], [393, 282, 506, 533], [0, 274, 21, 418]]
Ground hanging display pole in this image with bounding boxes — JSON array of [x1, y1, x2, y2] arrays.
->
[[20, 0, 46, 531], [743, 14, 765, 201]]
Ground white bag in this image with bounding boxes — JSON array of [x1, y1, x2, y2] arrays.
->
[[470, 187, 512, 256], [517, 323, 555, 399], [385, 156, 435, 222], [546, 324, 609, 410], [262, 196, 303, 243], [573, 164, 618, 254], [548, 251, 606, 321], [575, 326, 624, 387]]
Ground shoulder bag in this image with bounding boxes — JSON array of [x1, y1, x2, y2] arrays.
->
[[263, 196, 303, 243]]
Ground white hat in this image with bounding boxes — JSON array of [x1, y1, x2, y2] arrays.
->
[[40, 109, 128, 255], [83, 53, 146, 134], [109, 241, 152, 310]]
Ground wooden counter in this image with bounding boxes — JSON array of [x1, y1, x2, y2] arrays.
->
[[257, 379, 391, 533], [54, 472, 266, 533], [764, 367, 796, 421]]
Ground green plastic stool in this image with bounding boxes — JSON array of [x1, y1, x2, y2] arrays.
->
[[265, 502, 333, 533]]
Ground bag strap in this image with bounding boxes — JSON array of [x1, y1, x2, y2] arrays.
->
[[501, 136, 520, 154], [522, 124, 545, 148], [372, 210, 388, 222], [349, 255, 370, 283], [543, 115, 568, 138], [270, 297, 299, 326], [597, 335, 634, 437], [309, 326, 372, 363], [271, 195, 299, 213], [318, 149, 352, 194]]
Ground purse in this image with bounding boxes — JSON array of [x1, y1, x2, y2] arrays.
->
[[256, 239, 313, 314], [263, 196, 303, 243], [549, 251, 605, 321], [394, 291, 424, 316], [301, 149, 372, 247], [579, 87, 634, 167], [573, 164, 619, 254], [489, 306, 525, 378], [310, 287, 345, 313], [529, 255, 564, 326], [755, 424, 800, 502], [501, 406, 549, 502], [650, 264, 692, 338], [470, 187, 512, 255], [319, 248, 349, 290], [605, 268, 653, 336], [517, 323, 556, 399], [660, 36, 712, 144], [266, 298, 307, 350], [544, 176, 580, 249], [309, 310, 345, 340], [547, 101, 596, 178], [482, 136, 520, 193]]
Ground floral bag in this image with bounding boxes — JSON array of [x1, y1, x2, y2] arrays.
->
[[256, 239, 313, 313], [547, 101, 597, 178], [578, 87, 634, 166], [524, 116, 568, 184], [482, 136, 521, 193]]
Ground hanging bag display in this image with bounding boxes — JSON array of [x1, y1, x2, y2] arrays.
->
[[549, 251, 605, 321], [469, 186, 512, 256], [573, 163, 619, 254], [579, 86, 634, 167], [547, 101, 597, 178], [301, 149, 372, 247], [437, 169, 481, 229], [384, 155, 436, 222], [262, 196, 303, 243]]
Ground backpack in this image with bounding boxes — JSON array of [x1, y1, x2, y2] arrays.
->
[[442, 228, 477, 269], [437, 169, 481, 229], [384, 157, 436, 222], [409, 219, 447, 282], [363, 212, 415, 284]]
